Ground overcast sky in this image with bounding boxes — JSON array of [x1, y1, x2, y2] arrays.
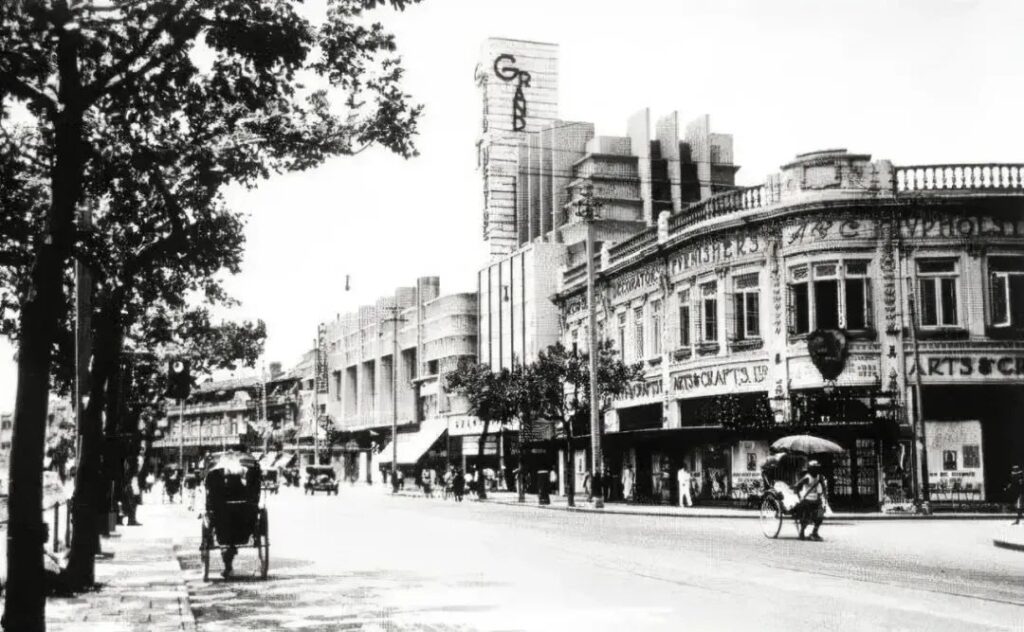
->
[[2, 0, 1023, 409]]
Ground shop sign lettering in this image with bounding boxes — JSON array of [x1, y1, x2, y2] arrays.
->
[[610, 267, 661, 299], [908, 355, 1024, 378], [668, 234, 762, 275], [900, 215, 1024, 240], [673, 363, 769, 393], [784, 219, 879, 246], [614, 379, 663, 402]]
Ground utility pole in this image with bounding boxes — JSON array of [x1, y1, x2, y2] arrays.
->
[[178, 399, 185, 471], [381, 306, 406, 493], [905, 279, 932, 514], [312, 339, 320, 465], [574, 184, 604, 509]]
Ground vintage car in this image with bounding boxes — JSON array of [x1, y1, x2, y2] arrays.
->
[[304, 465, 339, 495]]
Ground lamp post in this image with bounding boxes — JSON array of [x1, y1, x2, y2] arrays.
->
[[573, 184, 604, 508], [381, 306, 406, 493]]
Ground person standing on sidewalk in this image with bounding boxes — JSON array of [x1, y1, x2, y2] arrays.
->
[[1006, 464, 1024, 525], [677, 465, 693, 508], [621, 465, 635, 502]]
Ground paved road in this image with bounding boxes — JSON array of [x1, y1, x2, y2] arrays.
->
[[174, 485, 1024, 631]]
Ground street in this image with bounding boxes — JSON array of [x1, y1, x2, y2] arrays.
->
[[170, 486, 1024, 631]]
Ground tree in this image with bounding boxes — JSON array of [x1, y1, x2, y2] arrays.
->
[[0, 2, 421, 626], [532, 341, 642, 507], [444, 359, 517, 500]]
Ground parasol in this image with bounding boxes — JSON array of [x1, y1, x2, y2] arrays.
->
[[770, 434, 844, 455]]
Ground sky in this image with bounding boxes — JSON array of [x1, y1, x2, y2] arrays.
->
[[2, 0, 1023, 409]]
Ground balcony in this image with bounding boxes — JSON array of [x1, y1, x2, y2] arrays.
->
[[668, 185, 766, 236], [895, 164, 1024, 194]]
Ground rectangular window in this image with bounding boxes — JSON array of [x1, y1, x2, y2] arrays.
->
[[701, 282, 718, 342], [732, 273, 760, 340], [617, 312, 626, 354], [942, 450, 958, 471], [650, 300, 662, 355], [789, 265, 810, 335], [918, 260, 959, 327], [813, 262, 839, 330], [962, 444, 980, 469], [844, 261, 872, 330], [990, 257, 1024, 327], [633, 307, 644, 360], [678, 289, 691, 347]]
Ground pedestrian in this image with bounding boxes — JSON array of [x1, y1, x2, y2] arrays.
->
[[548, 468, 558, 496], [1005, 464, 1024, 525], [421, 468, 433, 498], [453, 469, 465, 502], [621, 465, 635, 502], [677, 465, 693, 508], [794, 460, 828, 541], [582, 470, 593, 502], [602, 466, 613, 502]]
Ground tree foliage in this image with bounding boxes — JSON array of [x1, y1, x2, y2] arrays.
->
[[0, 1, 423, 625]]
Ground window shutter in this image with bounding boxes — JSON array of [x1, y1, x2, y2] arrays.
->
[[786, 285, 796, 334], [863, 278, 873, 329]]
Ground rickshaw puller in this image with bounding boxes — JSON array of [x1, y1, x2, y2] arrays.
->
[[794, 460, 828, 541]]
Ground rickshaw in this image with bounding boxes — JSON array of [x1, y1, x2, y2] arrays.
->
[[162, 464, 183, 503], [304, 465, 339, 495], [199, 451, 269, 580], [758, 435, 842, 539], [261, 468, 280, 495]]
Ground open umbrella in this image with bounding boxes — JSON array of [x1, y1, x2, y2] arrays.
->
[[770, 434, 844, 455]]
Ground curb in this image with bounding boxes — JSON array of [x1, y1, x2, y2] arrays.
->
[[390, 491, 1015, 521], [167, 542, 200, 632], [993, 538, 1024, 552]]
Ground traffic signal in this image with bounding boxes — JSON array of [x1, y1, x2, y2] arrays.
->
[[165, 359, 191, 400]]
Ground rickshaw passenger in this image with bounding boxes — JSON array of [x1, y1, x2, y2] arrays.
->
[[794, 460, 828, 541]]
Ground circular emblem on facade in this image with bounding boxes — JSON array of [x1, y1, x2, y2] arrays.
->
[[806, 329, 849, 381]]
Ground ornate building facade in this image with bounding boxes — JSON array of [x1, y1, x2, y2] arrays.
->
[[556, 150, 1024, 508]]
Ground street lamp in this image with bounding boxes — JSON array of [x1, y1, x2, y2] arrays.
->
[[572, 183, 604, 508]]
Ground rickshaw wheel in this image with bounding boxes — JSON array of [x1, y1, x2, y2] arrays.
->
[[200, 523, 212, 582], [759, 496, 783, 539], [257, 507, 269, 579]]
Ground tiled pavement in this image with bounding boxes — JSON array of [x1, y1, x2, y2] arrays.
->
[[45, 498, 198, 631]]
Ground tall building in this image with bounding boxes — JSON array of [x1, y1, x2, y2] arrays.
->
[[477, 38, 560, 259], [320, 278, 480, 481], [556, 149, 1024, 508]]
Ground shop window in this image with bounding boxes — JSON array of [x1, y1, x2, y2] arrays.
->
[[789, 261, 873, 334], [701, 281, 718, 342], [650, 300, 662, 355], [732, 273, 760, 340], [677, 289, 691, 347], [917, 259, 959, 327], [989, 257, 1024, 328], [962, 444, 980, 469], [617, 312, 626, 355], [633, 307, 644, 361], [942, 449, 958, 471]]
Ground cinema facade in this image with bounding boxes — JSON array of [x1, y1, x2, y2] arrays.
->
[[556, 150, 1024, 509]]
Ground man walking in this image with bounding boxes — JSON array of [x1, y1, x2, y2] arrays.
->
[[677, 465, 693, 508]]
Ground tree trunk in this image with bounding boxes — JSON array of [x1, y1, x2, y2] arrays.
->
[[62, 315, 120, 590], [4, 38, 85, 626], [517, 416, 529, 503]]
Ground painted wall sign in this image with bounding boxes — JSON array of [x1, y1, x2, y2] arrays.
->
[[899, 215, 1024, 240], [447, 415, 517, 437], [609, 266, 662, 299], [613, 378, 664, 405], [668, 234, 762, 275], [907, 354, 1024, 381], [493, 54, 530, 132], [789, 354, 879, 386], [671, 362, 769, 397], [784, 218, 879, 246]]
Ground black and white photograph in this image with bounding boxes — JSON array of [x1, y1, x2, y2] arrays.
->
[[0, 1, 1022, 630]]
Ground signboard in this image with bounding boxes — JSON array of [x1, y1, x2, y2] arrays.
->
[[670, 361, 769, 399], [667, 233, 763, 276], [447, 415, 517, 437], [462, 435, 498, 456], [925, 420, 985, 501], [612, 377, 664, 407], [908, 353, 1024, 383], [782, 214, 1024, 249]]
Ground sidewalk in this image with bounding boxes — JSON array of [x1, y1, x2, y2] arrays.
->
[[44, 498, 197, 632], [393, 488, 1015, 521]]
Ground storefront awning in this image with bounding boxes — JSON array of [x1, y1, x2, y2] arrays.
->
[[258, 451, 279, 470], [377, 417, 447, 466], [273, 453, 297, 469]]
